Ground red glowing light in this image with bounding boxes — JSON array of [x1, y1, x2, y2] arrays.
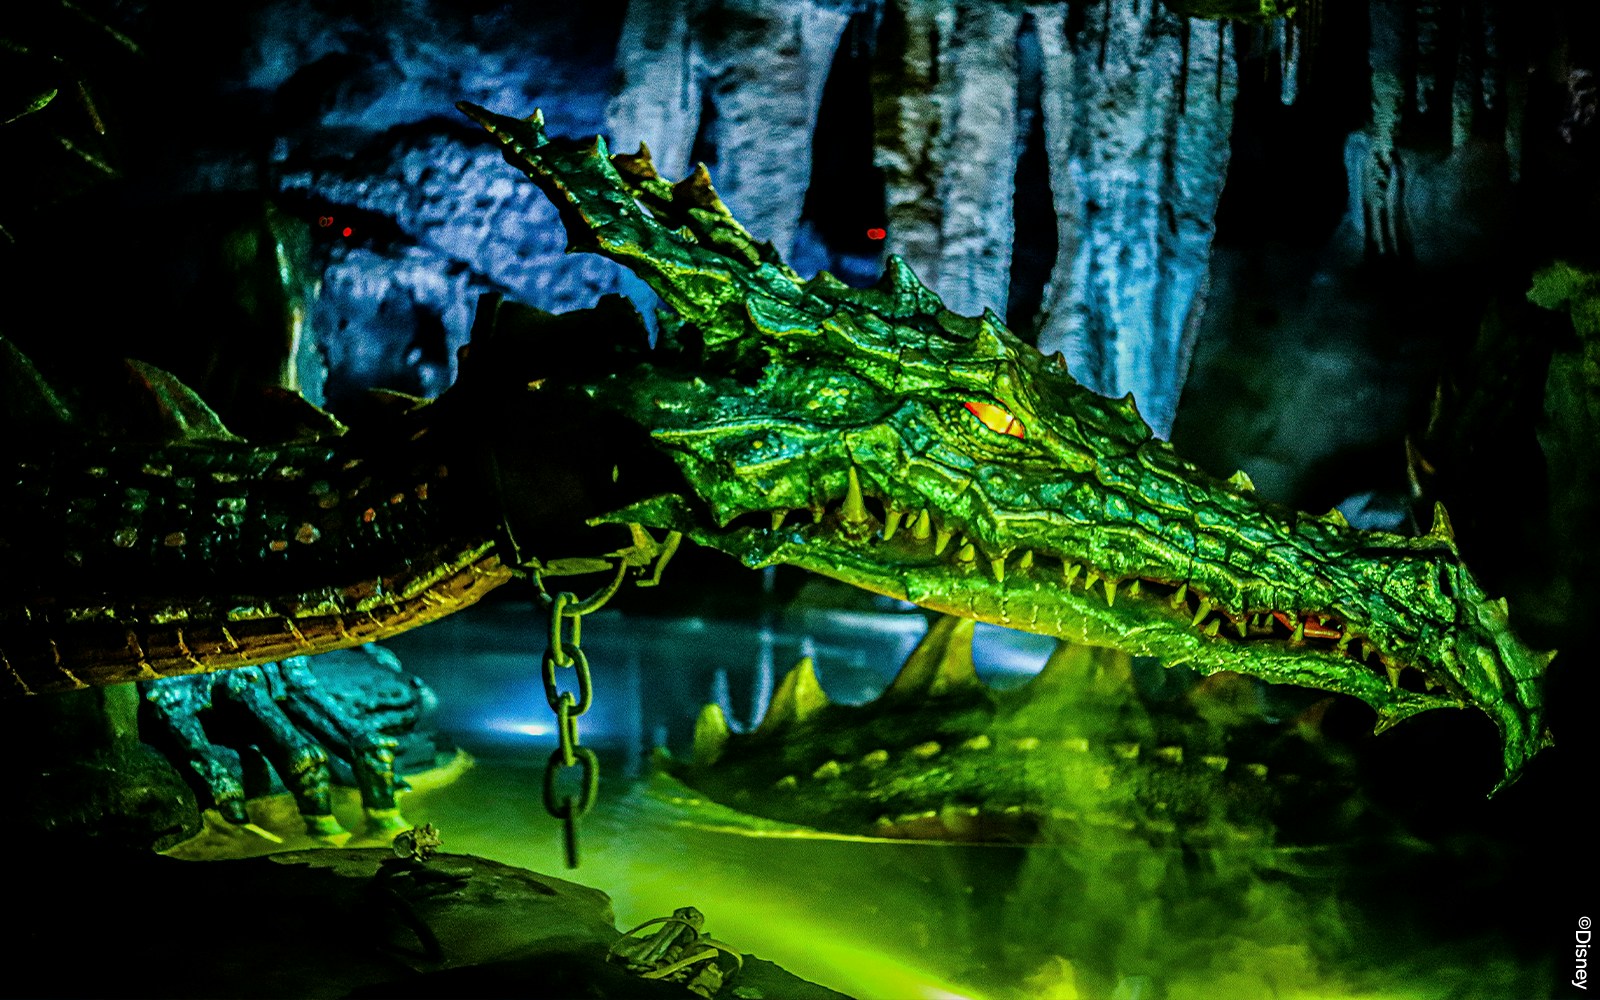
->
[[866, 227, 886, 241], [342, 227, 353, 237], [318, 216, 333, 227]]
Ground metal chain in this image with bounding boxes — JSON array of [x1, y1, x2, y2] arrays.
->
[[534, 563, 625, 869]]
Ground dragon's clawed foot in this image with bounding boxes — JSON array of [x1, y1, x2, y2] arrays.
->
[[140, 645, 428, 845]]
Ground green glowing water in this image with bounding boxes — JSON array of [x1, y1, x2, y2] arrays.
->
[[380, 750, 1542, 1000]]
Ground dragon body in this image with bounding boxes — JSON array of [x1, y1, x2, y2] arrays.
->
[[0, 346, 515, 695], [0, 104, 1554, 802], [664, 615, 1356, 846]]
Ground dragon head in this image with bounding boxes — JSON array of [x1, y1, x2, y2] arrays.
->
[[458, 103, 1554, 791]]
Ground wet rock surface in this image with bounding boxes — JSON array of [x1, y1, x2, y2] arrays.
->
[[12, 848, 852, 999]]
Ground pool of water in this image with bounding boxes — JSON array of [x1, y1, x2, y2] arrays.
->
[[368, 602, 1551, 1000]]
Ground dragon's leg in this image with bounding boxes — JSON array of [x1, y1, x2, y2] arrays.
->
[[214, 664, 347, 845], [142, 674, 251, 825], [275, 656, 410, 841]]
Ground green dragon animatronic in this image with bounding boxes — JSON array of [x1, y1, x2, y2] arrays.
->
[[455, 102, 1551, 794], [0, 104, 1552, 832]]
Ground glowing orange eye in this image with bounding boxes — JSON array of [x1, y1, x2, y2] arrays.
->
[[963, 400, 1025, 440]]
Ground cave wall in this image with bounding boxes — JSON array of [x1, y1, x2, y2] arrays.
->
[[3, 0, 1595, 629]]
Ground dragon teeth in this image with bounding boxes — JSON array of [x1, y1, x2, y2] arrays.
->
[[841, 466, 870, 524], [1103, 579, 1117, 606], [934, 527, 954, 555], [1204, 619, 1221, 638], [1018, 549, 1034, 570], [770, 510, 787, 531], [1191, 598, 1214, 628], [1083, 569, 1101, 592], [1169, 583, 1188, 608], [882, 508, 904, 540], [955, 542, 976, 563], [1233, 617, 1247, 639], [912, 509, 932, 541], [1062, 561, 1081, 585], [989, 556, 1005, 582]]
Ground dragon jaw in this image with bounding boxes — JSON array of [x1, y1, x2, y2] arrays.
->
[[457, 102, 1554, 791]]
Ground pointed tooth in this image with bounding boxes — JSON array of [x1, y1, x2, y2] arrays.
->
[[770, 510, 787, 531], [1336, 632, 1353, 653], [1169, 583, 1188, 609], [1204, 619, 1221, 638], [1191, 598, 1214, 628], [692, 703, 730, 766], [1018, 550, 1034, 570], [811, 507, 824, 524], [989, 556, 1006, 582], [1227, 469, 1256, 492], [1323, 507, 1350, 527], [841, 466, 869, 524], [1084, 569, 1101, 592], [956, 542, 976, 563], [755, 657, 830, 735], [1361, 640, 1376, 662], [1292, 617, 1305, 643], [882, 508, 904, 540], [1063, 561, 1081, 586], [1103, 578, 1117, 606], [1385, 663, 1402, 689], [934, 527, 954, 555], [1126, 580, 1141, 599], [912, 509, 932, 540], [1233, 616, 1247, 639], [1423, 676, 1441, 692]]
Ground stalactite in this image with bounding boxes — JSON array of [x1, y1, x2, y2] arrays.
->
[[1502, 13, 1524, 182], [1215, 22, 1227, 103], [1480, 2, 1501, 112], [1279, 16, 1298, 105], [611, 1, 850, 261], [932, 1, 1022, 317], [1033, 5, 1235, 436], [1451, 2, 1480, 149], [1361, 0, 1406, 259], [1098, 0, 1111, 71], [1178, 18, 1190, 115], [1415, 2, 1439, 115], [872, 0, 948, 290]]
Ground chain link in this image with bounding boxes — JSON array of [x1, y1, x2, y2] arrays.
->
[[534, 565, 624, 868]]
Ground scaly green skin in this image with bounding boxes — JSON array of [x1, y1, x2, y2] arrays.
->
[[667, 618, 1354, 845], [460, 103, 1554, 791]]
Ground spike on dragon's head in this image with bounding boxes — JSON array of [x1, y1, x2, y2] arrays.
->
[[457, 103, 1554, 791]]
